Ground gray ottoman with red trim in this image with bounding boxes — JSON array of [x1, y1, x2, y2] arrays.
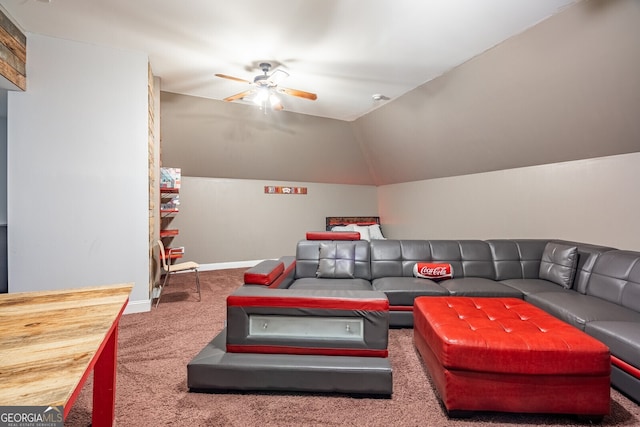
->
[[188, 287, 392, 395]]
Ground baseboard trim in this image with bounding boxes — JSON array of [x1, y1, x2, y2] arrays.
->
[[199, 260, 265, 271], [125, 298, 152, 314], [124, 260, 266, 314]]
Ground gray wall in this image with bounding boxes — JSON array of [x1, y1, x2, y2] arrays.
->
[[7, 34, 150, 311]]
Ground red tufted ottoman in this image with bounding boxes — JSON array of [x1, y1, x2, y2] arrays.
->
[[413, 297, 611, 417]]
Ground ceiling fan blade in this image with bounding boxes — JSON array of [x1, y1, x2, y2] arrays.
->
[[268, 69, 289, 85], [278, 87, 318, 101], [215, 73, 252, 85], [223, 90, 254, 102]]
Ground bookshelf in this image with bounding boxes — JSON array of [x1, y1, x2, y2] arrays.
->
[[160, 168, 183, 261]]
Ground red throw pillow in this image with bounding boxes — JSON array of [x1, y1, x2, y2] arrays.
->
[[413, 263, 453, 280]]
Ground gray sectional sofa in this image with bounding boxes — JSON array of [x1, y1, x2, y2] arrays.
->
[[238, 237, 640, 403]]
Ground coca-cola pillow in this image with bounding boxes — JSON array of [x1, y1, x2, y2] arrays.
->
[[413, 263, 453, 280]]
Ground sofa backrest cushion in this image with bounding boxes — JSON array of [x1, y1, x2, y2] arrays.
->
[[486, 239, 547, 280], [538, 242, 579, 288], [587, 250, 640, 312], [426, 240, 496, 279], [553, 240, 616, 294], [316, 241, 356, 279], [296, 240, 371, 280], [456, 240, 495, 279], [370, 240, 495, 280], [369, 240, 425, 279]]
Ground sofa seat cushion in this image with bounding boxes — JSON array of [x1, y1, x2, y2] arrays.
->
[[438, 278, 523, 298], [526, 291, 640, 330], [500, 278, 572, 296], [289, 278, 373, 291], [372, 277, 448, 306], [585, 321, 640, 368]]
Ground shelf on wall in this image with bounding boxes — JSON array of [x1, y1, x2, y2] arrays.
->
[[160, 229, 179, 237], [159, 167, 182, 263], [160, 187, 179, 193]]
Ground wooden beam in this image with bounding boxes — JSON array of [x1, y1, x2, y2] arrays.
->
[[0, 9, 26, 90]]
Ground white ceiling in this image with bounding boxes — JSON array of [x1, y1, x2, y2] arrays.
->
[[1, 0, 577, 121]]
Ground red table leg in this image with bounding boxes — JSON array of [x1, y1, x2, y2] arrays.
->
[[92, 319, 119, 427]]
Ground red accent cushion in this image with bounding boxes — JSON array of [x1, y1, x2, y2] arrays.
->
[[306, 231, 361, 240], [413, 263, 453, 279], [244, 262, 285, 286]]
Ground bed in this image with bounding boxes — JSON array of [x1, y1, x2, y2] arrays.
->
[[324, 216, 385, 241]]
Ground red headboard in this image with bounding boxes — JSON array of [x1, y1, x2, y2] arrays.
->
[[325, 216, 380, 231]]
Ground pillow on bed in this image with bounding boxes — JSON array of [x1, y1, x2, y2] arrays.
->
[[330, 223, 384, 240], [316, 242, 356, 279], [352, 225, 371, 242], [331, 225, 355, 232], [413, 263, 453, 280], [368, 224, 385, 240]]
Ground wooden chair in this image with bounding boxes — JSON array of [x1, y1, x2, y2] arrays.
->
[[155, 240, 201, 307]]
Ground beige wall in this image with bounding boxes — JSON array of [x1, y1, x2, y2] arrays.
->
[[172, 152, 640, 266], [353, 0, 640, 184], [378, 152, 640, 251], [170, 177, 378, 265]]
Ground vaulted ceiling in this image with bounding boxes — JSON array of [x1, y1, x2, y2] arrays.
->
[[160, 0, 640, 185], [1, 0, 576, 121], [2, 0, 640, 186]]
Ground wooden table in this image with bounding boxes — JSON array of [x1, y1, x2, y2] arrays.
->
[[0, 283, 133, 426]]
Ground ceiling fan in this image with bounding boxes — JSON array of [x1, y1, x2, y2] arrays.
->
[[215, 62, 317, 110]]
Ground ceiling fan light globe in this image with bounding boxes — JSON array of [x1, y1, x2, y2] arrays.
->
[[253, 88, 269, 105], [269, 94, 282, 109]]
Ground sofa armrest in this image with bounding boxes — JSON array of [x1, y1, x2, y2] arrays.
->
[[243, 257, 296, 288], [244, 260, 284, 286]]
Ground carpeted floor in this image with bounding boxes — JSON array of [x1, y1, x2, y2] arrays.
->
[[65, 269, 640, 426]]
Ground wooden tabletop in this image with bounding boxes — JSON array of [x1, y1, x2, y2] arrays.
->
[[0, 283, 133, 408]]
